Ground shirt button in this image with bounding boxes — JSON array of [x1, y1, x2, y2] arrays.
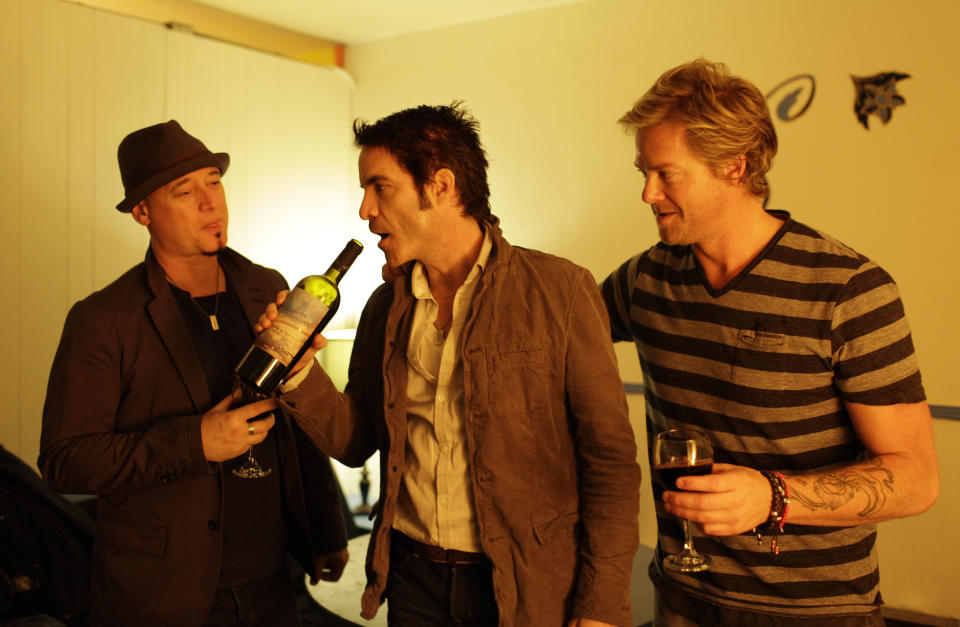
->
[[437, 393, 446, 403], [207, 520, 219, 531]]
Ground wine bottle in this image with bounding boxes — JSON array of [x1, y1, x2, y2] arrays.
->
[[235, 238, 363, 396]]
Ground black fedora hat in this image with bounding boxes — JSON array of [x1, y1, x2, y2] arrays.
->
[[116, 120, 229, 212]]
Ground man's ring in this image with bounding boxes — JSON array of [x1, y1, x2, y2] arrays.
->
[[248, 424, 255, 436]]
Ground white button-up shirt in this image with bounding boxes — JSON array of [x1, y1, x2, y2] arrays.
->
[[392, 230, 492, 552]]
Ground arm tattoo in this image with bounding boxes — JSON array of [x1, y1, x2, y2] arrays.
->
[[790, 458, 894, 517]]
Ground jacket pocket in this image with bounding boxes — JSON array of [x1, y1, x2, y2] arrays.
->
[[99, 518, 167, 556], [533, 510, 579, 545], [487, 344, 551, 414]]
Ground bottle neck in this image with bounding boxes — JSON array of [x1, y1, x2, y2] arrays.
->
[[324, 266, 344, 285]]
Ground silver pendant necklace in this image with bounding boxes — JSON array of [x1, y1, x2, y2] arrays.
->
[[192, 289, 221, 331], [167, 266, 222, 331]]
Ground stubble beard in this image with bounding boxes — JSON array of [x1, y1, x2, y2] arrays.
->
[[655, 207, 686, 246]]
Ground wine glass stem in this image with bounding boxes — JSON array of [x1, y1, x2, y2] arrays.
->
[[681, 518, 696, 553]]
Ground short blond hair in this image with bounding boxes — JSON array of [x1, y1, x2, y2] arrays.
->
[[620, 59, 777, 197]]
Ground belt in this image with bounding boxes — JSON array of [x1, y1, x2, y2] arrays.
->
[[391, 530, 489, 565]]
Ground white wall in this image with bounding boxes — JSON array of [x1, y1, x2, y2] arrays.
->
[[0, 0, 366, 472], [344, 0, 960, 621]]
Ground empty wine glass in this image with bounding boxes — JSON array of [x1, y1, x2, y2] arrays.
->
[[653, 428, 714, 572]]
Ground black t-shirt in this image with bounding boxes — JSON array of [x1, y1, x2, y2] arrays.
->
[[170, 280, 285, 586]]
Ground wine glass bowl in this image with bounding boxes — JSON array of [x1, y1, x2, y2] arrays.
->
[[654, 428, 714, 573]]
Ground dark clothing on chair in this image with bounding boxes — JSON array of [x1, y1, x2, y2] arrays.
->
[[0, 444, 93, 626]]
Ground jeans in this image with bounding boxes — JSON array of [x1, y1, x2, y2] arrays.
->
[[386, 534, 498, 627], [203, 569, 299, 627]]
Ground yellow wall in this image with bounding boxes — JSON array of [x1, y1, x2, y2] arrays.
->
[[345, 0, 959, 620]]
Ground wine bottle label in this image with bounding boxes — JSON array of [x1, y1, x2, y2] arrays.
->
[[255, 287, 330, 366]]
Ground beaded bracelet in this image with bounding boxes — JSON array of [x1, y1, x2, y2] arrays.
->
[[753, 470, 790, 555]]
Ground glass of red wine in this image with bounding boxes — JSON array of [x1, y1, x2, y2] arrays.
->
[[654, 428, 714, 572]]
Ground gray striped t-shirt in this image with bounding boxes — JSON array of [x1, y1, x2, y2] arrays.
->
[[600, 211, 925, 617]]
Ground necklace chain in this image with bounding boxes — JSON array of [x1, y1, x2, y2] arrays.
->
[[166, 265, 222, 332], [191, 289, 221, 332]]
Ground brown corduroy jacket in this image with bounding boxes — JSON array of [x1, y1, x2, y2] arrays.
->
[[283, 218, 641, 627]]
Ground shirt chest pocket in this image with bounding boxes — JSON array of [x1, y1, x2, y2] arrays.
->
[[732, 327, 833, 397], [486, 345, 552, 414]]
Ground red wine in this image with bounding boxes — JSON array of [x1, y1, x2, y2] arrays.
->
[[654, 461, 713, 491], [235, 239, 362, 396]]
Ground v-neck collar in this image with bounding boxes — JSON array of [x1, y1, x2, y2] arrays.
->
[[694, 210, 793, 299]]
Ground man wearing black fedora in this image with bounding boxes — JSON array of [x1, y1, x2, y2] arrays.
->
[[39, 120, 349, 626]]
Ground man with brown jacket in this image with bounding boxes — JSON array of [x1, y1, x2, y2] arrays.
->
[[267, 103, 641, 626]]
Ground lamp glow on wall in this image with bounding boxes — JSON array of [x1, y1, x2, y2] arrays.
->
[[318, 328, 379, 519], [317, 328, 357, 392]]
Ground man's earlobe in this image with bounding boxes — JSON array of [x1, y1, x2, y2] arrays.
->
[[724, 155, 748, 185], [434, 168, 456, 198], [132, 201, 150, 226]]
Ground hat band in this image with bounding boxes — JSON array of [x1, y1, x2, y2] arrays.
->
[[146, 148, 213, 181]]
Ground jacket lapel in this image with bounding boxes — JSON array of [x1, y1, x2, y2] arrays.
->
[[144, 248, 212, 411], [226, 260, 281, 330]]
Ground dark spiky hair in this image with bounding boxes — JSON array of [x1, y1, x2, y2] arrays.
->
[[353, 102, 491, 220]]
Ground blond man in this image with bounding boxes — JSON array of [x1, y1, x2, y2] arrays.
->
[[601, 59, 938, 626]]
